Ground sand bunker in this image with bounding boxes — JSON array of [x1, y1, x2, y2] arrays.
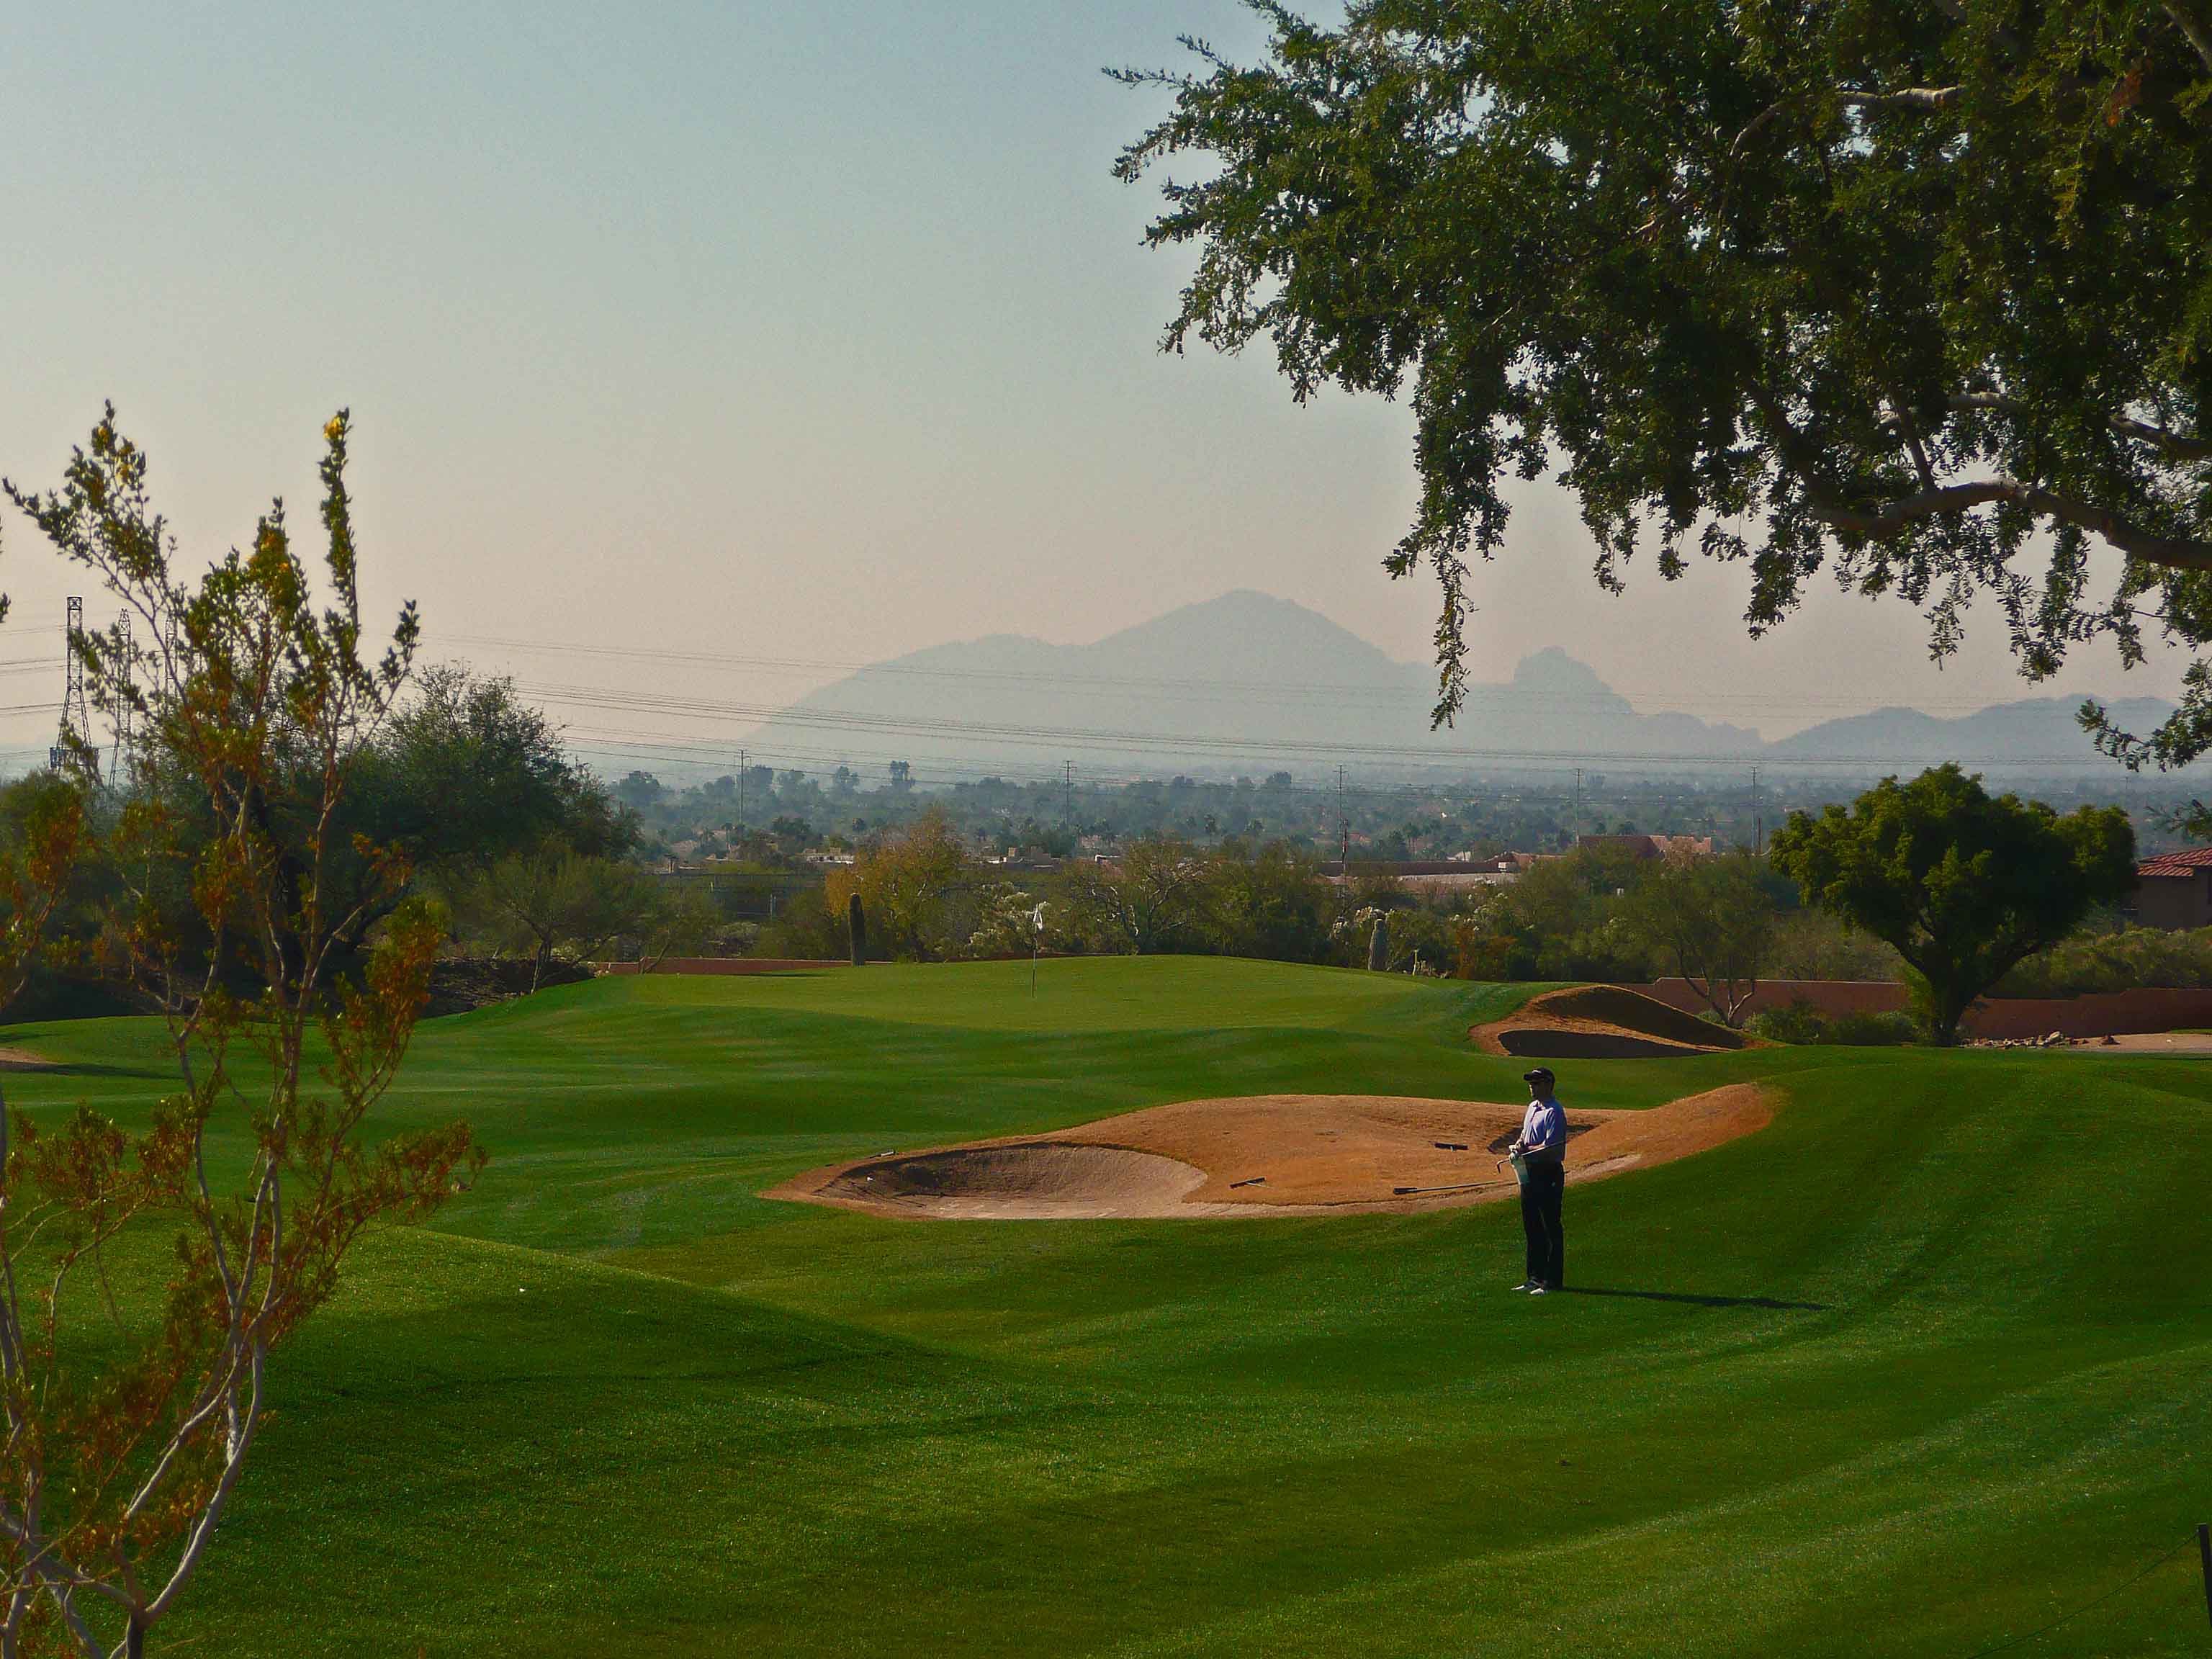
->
[[1472, 985, 1755, 1059], [772, 1084, 1772, 1220], [819, 1143, 1207, 1219]]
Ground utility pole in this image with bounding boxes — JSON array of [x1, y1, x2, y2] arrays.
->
[[1574, 767, 1583, 842], [737, 747, 747, 842], [1750, 765, 1762, 855], [1336, 766, 1351, 876], [1063, 760, 1074, 829]]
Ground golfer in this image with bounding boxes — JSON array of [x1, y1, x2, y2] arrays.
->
[[1511, 1066, 1567, 1295]]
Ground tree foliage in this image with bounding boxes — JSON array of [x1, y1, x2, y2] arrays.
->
[[1768, 763, 2136, 1040], [457, 848, 710, 986], [0, 408, 482, 1656], [1114, 0, 2212, 760], [1617, 851, 1778, 1024], [825, 809, 977, 962], [1066, 837, 1208, 953]]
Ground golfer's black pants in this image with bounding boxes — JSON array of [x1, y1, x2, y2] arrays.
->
[[1521, 1158, 1565, 1287]]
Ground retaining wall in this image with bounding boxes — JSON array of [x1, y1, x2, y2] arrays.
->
[[1633, 978, 2212, 1039]]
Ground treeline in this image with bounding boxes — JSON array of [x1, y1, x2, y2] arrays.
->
[[3, 666, 713, 1013], [757, 810, 1354, 966], [23, 675, 2194, 1020], [750, 811, 1830, 995], [749, 808, 2206, 1025]]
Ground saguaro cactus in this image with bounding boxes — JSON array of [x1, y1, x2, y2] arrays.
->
[[1367, 914, 1390, 972], [848, 891, 868, 967]]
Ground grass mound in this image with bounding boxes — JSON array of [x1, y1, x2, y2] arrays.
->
[[1474, 982, 1753, 1057], [1536, 984, 1754, 1049]]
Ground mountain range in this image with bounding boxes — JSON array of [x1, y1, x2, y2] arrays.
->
[[721, 590, 2181, 779]]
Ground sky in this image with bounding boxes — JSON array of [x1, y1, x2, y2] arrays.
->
[[0, 0, 2196, 770]]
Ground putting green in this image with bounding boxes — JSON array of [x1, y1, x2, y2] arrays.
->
[[1, 958, 2206, 1656]]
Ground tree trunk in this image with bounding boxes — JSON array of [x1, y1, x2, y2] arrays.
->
[[847, 893, 867, 967]]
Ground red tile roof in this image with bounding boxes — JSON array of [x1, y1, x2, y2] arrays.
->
[[2137, 848, 2212, 878]]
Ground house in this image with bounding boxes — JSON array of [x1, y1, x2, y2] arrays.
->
[[1326, 855, 1526, 893], [1573, 834, 1715, 860], [2132, 848, 2212, 930]]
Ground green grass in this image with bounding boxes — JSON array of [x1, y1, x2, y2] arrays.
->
[[4, 957, 2208, 1656]]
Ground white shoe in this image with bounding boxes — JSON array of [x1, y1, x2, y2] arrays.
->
[[1527, 1284, 1550, 1297], [1513, 1280, 1537, 1292]]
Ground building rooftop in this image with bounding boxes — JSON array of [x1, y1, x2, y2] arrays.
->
[[2137, 848, 2212, 878]]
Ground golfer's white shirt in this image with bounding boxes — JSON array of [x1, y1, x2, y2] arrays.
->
[[1519, 1097, 1567, 1159]]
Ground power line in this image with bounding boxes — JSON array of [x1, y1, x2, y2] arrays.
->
[[513, 678, 2140, 771]]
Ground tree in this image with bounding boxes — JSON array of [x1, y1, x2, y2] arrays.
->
[[325, 665, 633, 948], [1493, 844, 1657, 981], [1068, 836, 1207, 953], [1769, 765, 2136, 1042], [1114, 3, 2212, 761], [0, 407, 480, 1655], [825, 808, 974, 960], [459, 847, 691, 986], [1200, 840, 1332, 962], [1618, 853, 1778, 1025], [614, 770, 665, 811]]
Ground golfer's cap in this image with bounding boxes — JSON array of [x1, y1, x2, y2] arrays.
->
[[1521, 1066, 1555, 1087]]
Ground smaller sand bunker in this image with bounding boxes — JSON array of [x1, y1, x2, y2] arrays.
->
[[773, 1085, 1772, 1220], [1473, 985, 1755, 1059], [820, 1143, 1207, 1219]]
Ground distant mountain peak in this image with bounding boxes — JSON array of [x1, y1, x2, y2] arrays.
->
[[708, 592, 2180, 775]]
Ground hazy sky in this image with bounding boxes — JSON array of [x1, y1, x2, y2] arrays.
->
[[1, 1, 2195, 768]]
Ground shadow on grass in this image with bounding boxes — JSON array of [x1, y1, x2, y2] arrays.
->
[[1561, 1285, 1830, 1312]]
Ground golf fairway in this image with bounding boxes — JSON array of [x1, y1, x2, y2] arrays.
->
[[4, 958, 2206, 1655]]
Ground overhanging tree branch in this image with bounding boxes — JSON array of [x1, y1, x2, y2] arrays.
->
[[1812, 480, 2212, 574]]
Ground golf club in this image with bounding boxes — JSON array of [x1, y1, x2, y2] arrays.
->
[[1393, 1158, 1516, 1197]]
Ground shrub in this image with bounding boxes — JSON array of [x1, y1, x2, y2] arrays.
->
[[1749, 999, 1916, 1046], [1995, 924, 2212, 996]]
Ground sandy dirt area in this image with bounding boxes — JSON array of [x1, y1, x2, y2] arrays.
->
[[770, 1084, 1773, 1220], [0, 1047, 57, 1071], [2082, 1031, 2212, 1053]]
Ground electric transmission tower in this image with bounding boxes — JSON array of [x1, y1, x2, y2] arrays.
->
[[49, 596, 85, 773], [112, 613, 133, 778]]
